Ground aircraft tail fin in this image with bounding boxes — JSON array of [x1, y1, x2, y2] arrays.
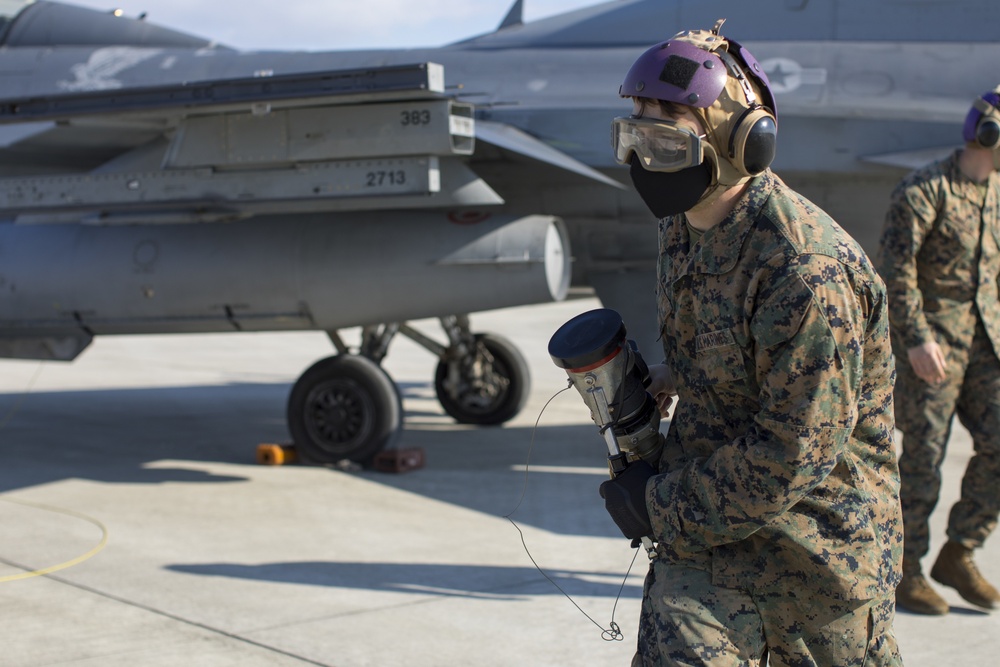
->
[[498, 0, 525, 30]]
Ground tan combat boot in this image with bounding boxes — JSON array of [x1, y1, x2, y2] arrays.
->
[[930, 540, 1000, 610], [895, 569, 949, 615]]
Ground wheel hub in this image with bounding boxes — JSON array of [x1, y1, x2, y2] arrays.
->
[[306, 379, 373, 449]]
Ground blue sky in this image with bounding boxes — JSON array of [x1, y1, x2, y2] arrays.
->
[[67, 0, 605, 50]]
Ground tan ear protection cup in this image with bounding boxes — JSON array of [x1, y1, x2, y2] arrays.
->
[[970, 96, 1000, 149], [977, 115, 1000, 149], [730, 106, 777, 177]]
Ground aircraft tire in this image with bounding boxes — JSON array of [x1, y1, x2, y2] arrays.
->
[[287, 354, 402, 465], [434, 333, 530, 426]]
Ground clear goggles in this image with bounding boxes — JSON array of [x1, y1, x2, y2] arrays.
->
[[611, 116, 705, 172]]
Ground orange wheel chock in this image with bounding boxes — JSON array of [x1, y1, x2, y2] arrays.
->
[[256, 443, 298, 465]]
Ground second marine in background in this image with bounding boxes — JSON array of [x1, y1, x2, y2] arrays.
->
[[879, 86, 1000, 616]]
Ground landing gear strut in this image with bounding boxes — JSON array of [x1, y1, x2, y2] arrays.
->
[[432, 316, 529, 425], [285, 315, 530, 465]]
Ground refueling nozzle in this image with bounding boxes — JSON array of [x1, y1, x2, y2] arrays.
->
[[548, 308, 663, 470]]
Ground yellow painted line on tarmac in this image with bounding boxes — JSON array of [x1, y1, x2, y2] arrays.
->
[[0, 496, 108, 583]]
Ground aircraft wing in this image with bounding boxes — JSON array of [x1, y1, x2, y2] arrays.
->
[[0, 61, 505, 224], [859, 146, 958, 171], [474, 119, 624, 189]]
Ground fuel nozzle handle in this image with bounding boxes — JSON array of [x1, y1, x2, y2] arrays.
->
[[549, 308, 664, 466], [549, 308, 661, 556]]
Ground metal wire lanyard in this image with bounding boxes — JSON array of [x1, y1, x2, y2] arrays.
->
[[504, 380, 643, 642]]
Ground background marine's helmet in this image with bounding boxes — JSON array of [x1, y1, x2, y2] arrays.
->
[[963, 87, 1000, 149], [619, 21, 777, 185]]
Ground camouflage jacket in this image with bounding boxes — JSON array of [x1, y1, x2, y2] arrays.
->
[[876, 150, 1000, 357], [649, 170, 902, 601]]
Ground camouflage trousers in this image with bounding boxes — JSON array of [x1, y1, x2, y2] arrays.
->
[[894, 321, 1000, 567], [631, 561, 901, 666]]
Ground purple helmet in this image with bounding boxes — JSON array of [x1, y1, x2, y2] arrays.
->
[[619, 39, 728, 108], [963, 89, 1000, 147], [618, 36, 776, 116]]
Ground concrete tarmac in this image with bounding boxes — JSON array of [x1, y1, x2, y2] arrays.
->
[[1, 296, 998, 666]]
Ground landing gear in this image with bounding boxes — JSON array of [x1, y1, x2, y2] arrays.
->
[[285, 315, 530, 465], [434, 331, 529, 425], [286, 355, 401, 465]]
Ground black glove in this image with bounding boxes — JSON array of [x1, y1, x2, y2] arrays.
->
[[599, 460, 655, 540]]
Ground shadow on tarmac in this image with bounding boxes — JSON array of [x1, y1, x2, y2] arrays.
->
[[165, 560, 643, 600], [0, 382, 287, 492], [0, 380, 618, 538]]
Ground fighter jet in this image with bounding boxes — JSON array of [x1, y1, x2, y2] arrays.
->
[[0, 0, 995, 464]]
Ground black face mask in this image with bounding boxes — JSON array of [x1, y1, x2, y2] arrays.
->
[[629, 155, 712, 218]]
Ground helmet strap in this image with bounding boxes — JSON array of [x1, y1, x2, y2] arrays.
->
[[688, 143, 749, 211]]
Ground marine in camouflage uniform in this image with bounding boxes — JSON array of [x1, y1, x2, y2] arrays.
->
[[642, 170, 902, 666], [603, 23, 903, 666], [877, 137, 1000, 613]]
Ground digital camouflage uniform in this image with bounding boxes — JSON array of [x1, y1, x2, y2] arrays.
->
[[876, 150, 1000, 569], [641, 171, 903, 666]]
